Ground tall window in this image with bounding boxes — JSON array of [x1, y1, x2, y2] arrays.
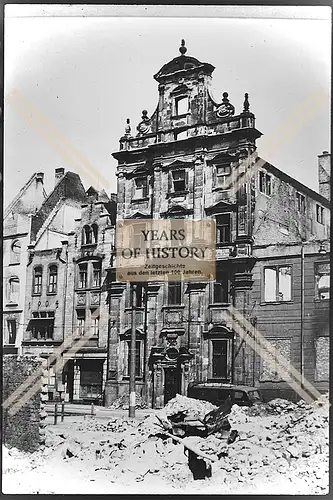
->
[[296, 192, 306, 213], [135, 284, 144, 308], [77, 310, 86, 336], [7, 320, 17, 344], [316, 205, 324, 224], [82, 225, 92, 245], [8, 277, 20, 304], [171, 170, 186, 192], [216, 214, 231, 243], [127, 340, 141, 377], [92, 262, 101, 287], [315, 262, 330, 300], [91, 224, 98, 243], [134, 177, 148, 199], [78, 264, 88, 289], [264, 265, 292, 302], [176, 96, 189, 115], [215, 164, 231, 189], [48, 265, 58, 294], [168, 282, 181, 305], [33, 267, 42, 295], [259, 171, 272, 196], [212, 340, 228, 379], [91, 309, 99, 336], [213, 275, 229, 303], [11, 240, 21, 264]]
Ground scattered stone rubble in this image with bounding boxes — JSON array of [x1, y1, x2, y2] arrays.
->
[[107, 392, 149, 410], [3, 393, 329, 494]]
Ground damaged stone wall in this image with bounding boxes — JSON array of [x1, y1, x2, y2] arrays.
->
[[3, 355, 47, 452]]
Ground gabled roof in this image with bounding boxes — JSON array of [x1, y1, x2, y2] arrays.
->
[[259, 158, 330, 207], [4, 172, 47, 219], [30, 171, 88, 242]]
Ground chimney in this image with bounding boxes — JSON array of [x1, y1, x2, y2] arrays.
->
[[318, 151, 331, 201], [55, 167, 65, 185], [36, 172, 44, 184]]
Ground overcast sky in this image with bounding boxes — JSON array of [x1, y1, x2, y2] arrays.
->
[[4, 5, 331, 207]]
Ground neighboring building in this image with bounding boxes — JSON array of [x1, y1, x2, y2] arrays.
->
[[106, 41, 330, 407], [20, 169, 117, 402], [62, 187, 116, 403], [3, 172, 46, 354], [21, 168, 89, 398]]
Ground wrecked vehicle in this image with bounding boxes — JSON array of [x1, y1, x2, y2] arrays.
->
[[187, 382, 263, 407]]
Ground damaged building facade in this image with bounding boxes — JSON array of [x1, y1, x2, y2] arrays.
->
[[105, 41, 330, 407]]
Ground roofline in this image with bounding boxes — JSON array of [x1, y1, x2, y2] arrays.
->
[[4, 173, 47, 218], [259, 157, 330, 208]]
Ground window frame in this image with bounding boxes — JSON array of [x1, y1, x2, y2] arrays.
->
[[32, 266, 43, 295], [175, 95, 189, 116], [316, 204, 324, 224], [168, 282, 182, 306], [133, 177, 148, 199], [216, 214, 231, 244], [263, 264, 293, 303], [92, 262, 102, 288], [315, 261, 330, 301], [212, 274, 229, 304], [296, 192, 306, 214], [171, 169, 187, 193], [215, 163, 231, 189], [8, 276, 20, 304], [78, 263, 88, 289], [10, 239, 21, 264], [259, 171, 272, 197], [211, 338, 231, 380], [47, 265, 58, 294], [7, 319, 17, 344], [76, 309, 86, 336]]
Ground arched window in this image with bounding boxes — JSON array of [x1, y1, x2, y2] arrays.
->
[[82, 225, 92, 245], [92, 224, 98, 244], [11, 240, 21, 264], [33, 266, 43, 295], [48, 265, 58, 294], [8, 277, 20, 304]]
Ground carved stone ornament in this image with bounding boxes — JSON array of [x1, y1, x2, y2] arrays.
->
[[216, 92, 235, 118], [137, 110, 152, 135]]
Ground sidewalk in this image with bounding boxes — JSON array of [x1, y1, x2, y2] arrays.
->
[[45, 402, 157, 420]]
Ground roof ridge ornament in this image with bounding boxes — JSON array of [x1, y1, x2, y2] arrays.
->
[[124, 118, 131, 136], [179, 39, 187, 56], [243, 93, 250, 112], [216, 92, 235, 118]]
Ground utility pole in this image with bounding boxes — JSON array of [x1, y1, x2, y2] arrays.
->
[[129, 283, 136, 417]]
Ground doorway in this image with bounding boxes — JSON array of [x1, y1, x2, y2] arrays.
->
[[164, 366, 181, 405]]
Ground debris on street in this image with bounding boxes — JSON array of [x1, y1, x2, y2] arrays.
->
[[2, 393, 329, 494]]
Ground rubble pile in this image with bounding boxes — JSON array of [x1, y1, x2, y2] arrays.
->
[[3, 393, 329, 494], [76, 416, 137, 433], [212, 394, 329, 492], [108, 393, 149, 410], [161, 394, 217, 420]]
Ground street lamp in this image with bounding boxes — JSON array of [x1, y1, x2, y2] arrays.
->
[[129, 283, 137, 418]]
